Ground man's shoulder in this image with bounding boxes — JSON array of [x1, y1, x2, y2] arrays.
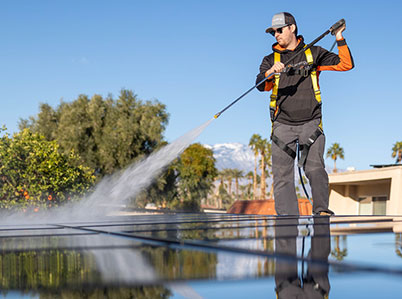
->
[[263, 52, 275, 59], [310, 45, 327, 55], [259, 52, 274, 65]]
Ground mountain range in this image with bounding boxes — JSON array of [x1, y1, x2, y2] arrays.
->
[[204, 143, 256, 173], [205, 142, 335, 174], [204, 143, 336, 197]]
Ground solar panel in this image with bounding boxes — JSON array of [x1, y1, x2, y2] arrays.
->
[[1, 213, 402, 298]]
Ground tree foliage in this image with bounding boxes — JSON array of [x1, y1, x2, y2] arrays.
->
[[20, 89, 169, 176], [135, 165, 178, 209], [0, 128, 95, 210], [249, 134, 262, 200], [248, 134, 272, 200], [256, 138, 271, 200], [326, 143, 344, 173], [174, 143, 218, 211], [220, 168, 243, 202], [392, 141, 402, 163]]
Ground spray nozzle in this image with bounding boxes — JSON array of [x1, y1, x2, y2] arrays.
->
[[330, 18, 346, 35]]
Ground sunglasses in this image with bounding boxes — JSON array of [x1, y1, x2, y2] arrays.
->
[[270, 25, 290, 36]]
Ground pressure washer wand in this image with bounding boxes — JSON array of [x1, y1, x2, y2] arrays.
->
[[213, 19, 345, 119]]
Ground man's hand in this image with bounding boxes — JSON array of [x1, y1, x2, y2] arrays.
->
[[267, 62, 285, 76], [334, 24, 346, 40]]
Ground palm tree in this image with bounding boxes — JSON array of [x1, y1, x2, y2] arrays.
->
[[249, 134, 262, 200], [331, 235, 348, 261], [392, 141, 402, 163], [221, 168, 233, 197], [216, 170, 227, 209], [326, 143, 344, 173], [231, 169, 244, 200], [263, 142, 273, 198], [246, 171, 254, 199], [256, 138, 269, 200]]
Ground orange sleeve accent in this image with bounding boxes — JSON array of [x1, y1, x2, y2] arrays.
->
[[264, 72, 274, 91], [264, 81, 274, 91], [317, 43, 353, 72]]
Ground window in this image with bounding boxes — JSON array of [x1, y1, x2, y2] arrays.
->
[[358, 196, 388, 215], [372, 196, 387, 215], [358, 197, 371, 215]]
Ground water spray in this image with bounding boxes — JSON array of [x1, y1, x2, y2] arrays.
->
[[0, 20, 346, 223]]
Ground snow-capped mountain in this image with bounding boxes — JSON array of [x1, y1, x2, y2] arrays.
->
[[204, 142, 334, 198], [204, 143, 255, 172], [205, 142, 334, 174]]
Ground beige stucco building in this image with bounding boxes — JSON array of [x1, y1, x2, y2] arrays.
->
[[329, 165, 402, 215]]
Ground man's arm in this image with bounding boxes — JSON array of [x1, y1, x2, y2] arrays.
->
[[256, 55, 285, 92], [316, 26, 354, 71]]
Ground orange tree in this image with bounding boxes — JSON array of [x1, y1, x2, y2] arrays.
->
[[0, 128, 95, 211]]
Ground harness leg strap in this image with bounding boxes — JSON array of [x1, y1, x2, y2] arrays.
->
[[297, 128, 323, 168], [271, 134, 296, 160]]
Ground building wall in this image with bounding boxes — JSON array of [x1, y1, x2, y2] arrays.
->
[[328, 166, 402, 215], [329, 185, 357, 214], [389, 168, 402, 214]]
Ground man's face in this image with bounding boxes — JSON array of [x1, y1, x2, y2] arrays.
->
[[274, 25, 295, 48]]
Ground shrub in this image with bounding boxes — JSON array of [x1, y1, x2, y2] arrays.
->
[[0, 128, 95, 211]]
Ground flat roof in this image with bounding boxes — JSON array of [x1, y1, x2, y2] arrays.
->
[[329, 165, 402, 184], [1, 213, 402, 298]]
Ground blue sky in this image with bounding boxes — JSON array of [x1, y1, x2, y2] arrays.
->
[[0, 0, 401, 170]]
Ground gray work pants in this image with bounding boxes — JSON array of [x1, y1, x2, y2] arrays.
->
[[272, 119, 330, 215], [275, 218, 330, 298]]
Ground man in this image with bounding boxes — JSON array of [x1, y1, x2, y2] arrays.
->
[[275, 217, 331, 298], [256, 12, 354, 215]]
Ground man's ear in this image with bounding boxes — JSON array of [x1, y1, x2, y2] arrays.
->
[[290, 24, 296, 34]]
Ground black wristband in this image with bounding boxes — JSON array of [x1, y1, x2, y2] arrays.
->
[[337, 39, 347, 47]]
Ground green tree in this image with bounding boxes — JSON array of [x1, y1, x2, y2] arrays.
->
[[249, 134, 262, 200], [174, 143, 218, 211], [0, 128, 95, 210], [19, 103, 59, 140], [135, 165, 177, 209], [392, 141, 402, 163], [20, 89, 169, 176], [326, 143, 344, 173]]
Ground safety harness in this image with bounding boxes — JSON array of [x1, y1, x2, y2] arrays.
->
[[270, 47, 323, 168]]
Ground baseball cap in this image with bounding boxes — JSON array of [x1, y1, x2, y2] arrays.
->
[[265, 12, 296, 34]]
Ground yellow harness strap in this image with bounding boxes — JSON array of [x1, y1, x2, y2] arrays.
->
[[304, 47, 323, 129], [270, 52, 281, 116], [304, 48, 322, 104]]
